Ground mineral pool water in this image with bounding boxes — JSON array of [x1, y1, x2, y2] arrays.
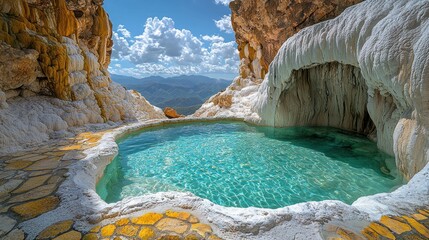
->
[[97, 121, 404, 208]]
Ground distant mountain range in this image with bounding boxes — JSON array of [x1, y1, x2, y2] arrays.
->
[[111, 74, 231, 115]]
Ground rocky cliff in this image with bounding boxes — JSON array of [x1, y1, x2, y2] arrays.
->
[[254, 0, 429, 179], [0, 0, 165, 153], [195, 0, 360, 118]]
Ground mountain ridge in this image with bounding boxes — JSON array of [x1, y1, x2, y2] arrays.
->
[[111, 74, 231, 115]]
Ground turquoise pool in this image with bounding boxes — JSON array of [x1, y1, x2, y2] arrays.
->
[[96, 121, 404, 208]]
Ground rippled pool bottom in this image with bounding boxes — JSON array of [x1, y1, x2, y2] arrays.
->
[[97, 122, 404, 208]]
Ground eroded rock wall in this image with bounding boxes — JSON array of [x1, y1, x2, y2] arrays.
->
[[254, 0, 429, 179], [0, 0, 165, 152], [195, 0, 360, 118], [231, 0, 361, 80]]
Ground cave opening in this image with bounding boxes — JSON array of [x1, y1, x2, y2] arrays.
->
[[275, 62, 376, 138]]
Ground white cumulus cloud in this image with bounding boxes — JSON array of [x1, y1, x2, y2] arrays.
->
[[117, 25, 131, 38], [110, 18, 239, 77], [202, 35, 225, 42], [214, 15, 233, 34], [111, 31, 131, 60], [214, 0, 232, 6]]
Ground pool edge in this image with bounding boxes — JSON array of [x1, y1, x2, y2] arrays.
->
[[35, 117, 429, 239]]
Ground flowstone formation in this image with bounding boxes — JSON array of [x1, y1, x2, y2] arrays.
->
[[195, 0, 360, 118], [0, 0, 165, 152], [254, 0, 429, 179]]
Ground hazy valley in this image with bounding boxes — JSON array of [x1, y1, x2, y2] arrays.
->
[[112, 74, 231, 115]]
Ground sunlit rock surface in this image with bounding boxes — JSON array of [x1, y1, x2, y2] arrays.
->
[[0, 0, 165, 153], [195, 0, 360, 118], [254, 0, 429, 179], [164, 107, 184, 119]]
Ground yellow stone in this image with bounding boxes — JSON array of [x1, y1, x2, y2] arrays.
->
[[8, 184, 57, 203], [155, 218, 189, 234], [27, 154, 50, 162], [361, 227, 381, 240], [188, 216, 199, 224], [11, 196, 59, 220], [60, 145, 82, 151], [418, 210, 429, 217], [402, 216, 429, 238], [5, 161, 33, 170], [117, 225, 139, 237], [82, 233, 98, 240], [11, 154, 46, 162], [25, 159, 60, 171], [380, 216, 412, 235], [158, 236, 181, 240], [13, 175, 50, 194], [191, 223, 212, 237], [138, 227, 155, 240], [336, 228, 353, 240], [47, 175, 64, 185], [37, 220, 73, 239], [115, 218, 130, 226], [208, 235, 223, 240], [90, 225, 101, 233], [368, 222, 395, 240], [166, 210, 191, 221], [184, 234, 200, 240], [86, 136, 102, 144], [131, 213, 163, 225], [29, 170, 52, 177], [52, 230, 82, 240], [100, 224, 116, 237], [412, 214, 428, 221], [47, 151, 67, 157]]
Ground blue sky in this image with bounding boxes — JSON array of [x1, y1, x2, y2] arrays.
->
[[104, 0, 238, 79]]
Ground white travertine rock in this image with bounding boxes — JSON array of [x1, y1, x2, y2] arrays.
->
[[0, 90, 165, 154], [249, 0, 429, 179], [194, 76, 261, 119]]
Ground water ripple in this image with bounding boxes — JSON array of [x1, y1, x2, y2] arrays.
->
[[96, 122, 405, 209]]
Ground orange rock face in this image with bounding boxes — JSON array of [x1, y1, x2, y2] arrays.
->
[[164, 107, 183, 119], [212, 93, 232, 108], [0, 0, 112, 99], [230, 0, 361, 80]]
